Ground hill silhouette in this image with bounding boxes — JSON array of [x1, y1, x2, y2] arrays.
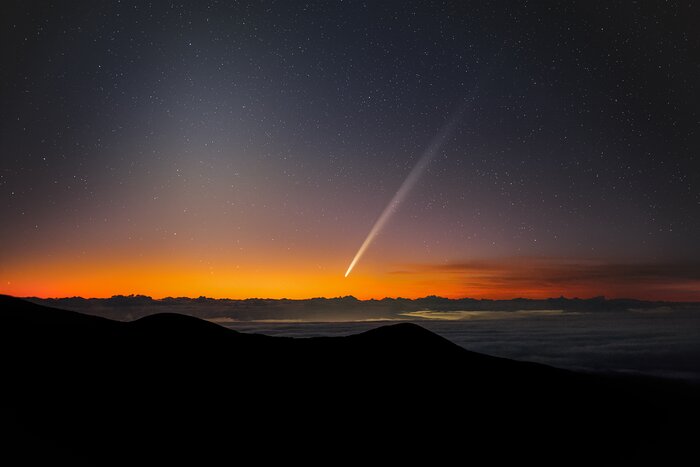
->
[[1, 295, 697, 465]]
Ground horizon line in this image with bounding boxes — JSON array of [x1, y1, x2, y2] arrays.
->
[[8, 293, 699, 304]]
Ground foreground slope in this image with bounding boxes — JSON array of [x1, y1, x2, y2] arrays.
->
[[1, 295, 696, 464]]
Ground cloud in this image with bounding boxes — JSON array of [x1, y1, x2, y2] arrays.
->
[[400, 310, 565, 321], [227, 309, 700, 382], [392, 258, 700, 300], [420, 310, 700, 382]]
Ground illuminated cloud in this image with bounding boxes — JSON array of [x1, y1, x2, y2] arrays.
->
[[392, 258, 700, 301]]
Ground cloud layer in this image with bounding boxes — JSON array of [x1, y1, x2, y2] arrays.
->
[[394, 258, 700, 300], [227, 309, 700, 382]]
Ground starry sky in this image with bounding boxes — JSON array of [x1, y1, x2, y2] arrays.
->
[[1, 1, 699, 300]]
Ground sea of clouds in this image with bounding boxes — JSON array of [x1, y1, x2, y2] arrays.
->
[[223, 308, 700, 382]]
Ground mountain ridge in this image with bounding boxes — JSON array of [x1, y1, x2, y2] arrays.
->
[[21, 293, 699, 323], [1, 295, 697, 465]]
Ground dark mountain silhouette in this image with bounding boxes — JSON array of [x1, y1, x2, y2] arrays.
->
[[26, 293, 698, 322], [1, 295, 697, 465]]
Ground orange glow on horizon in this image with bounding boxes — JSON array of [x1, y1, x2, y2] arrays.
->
[[2, 255, 698, 302]]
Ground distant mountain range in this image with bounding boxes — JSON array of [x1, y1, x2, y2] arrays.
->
[[2, 294, 697, 464], [24, 294, 698, 322]]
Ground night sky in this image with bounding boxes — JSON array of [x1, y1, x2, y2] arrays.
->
[[2, 1, 699, 300]]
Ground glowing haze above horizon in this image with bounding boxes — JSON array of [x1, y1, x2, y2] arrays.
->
[[2, 2, 699, 301]]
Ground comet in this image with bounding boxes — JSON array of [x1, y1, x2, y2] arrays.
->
[[344, 106, 465, 277]]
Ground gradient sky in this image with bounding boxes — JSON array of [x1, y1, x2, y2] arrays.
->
[[1, 1, 699, 300]]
